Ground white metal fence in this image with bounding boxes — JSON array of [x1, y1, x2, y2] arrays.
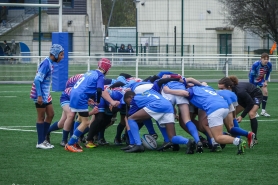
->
[[0, 54, 277, 83]]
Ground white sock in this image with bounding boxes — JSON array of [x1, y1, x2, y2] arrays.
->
[[233, 138, 240, 145], [211, 138, 218, 145]]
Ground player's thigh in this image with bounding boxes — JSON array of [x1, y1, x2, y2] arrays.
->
[[235, 105, 244, 115], [45, 103, 54, 118], [261, 86, 268, 95], [128, 108, 152, 121]]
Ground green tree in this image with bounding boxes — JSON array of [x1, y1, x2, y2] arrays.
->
[[218, 0, 278, 43], [102, 0, 136, 27]]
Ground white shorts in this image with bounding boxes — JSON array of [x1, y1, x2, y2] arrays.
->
[[143, 107, 175, 127], [70, 107, 88, 112], [228, 104, 235, 113], [161, 90, 189, 105], [134, 84, 153, 94], [207, 108, 229, 128]]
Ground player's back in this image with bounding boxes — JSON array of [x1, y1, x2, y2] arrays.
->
[[71, 70, 103, 96], [217, 90, 238, 106], [66, 74, 83, 88], [189, 86, 228, 114]]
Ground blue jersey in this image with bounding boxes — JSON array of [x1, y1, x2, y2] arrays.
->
[[70, 70, 104, 109], [165, 81, 186, 90], [129, 81, 152, 92], [216, 90, 238, 107], [128, 89, 174, 116], [187, 86, 228, 115], [249, 61, 272, 84], [30, 57, 53, 103]]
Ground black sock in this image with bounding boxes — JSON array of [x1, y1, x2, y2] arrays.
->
[[262, 96, 268, 110], [250, 118, 258, 139], [115, 123, 125, 140]]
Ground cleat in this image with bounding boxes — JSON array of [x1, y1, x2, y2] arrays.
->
[[45, 134, 50, 143], [157, 142, 173, 151], [172, 144, 180, 151], [237, 139, 246, 155], [210, 144, 222, 152], [80, 135, 87, 143], [97, 138, 110, 146], [261, 111, 270, 117], [121, 133, 127, 142], [220, 144, 226, 150], [196, 141, 203, 153], [60, 140, 67, 147], [75, 143, 83, 150], [255, 112, 260, 118], [247, 132, 255, 148], [152, 133, 158, 140], [114, 138, 122, 145], [186, 139, 195, 154], [43, 140, 54, 148], [125, 145, 145, 153], [199, 136, 209, 148], [121, 145, 134, 151], [85, 141, 97, 148], [254, 139, 258, 145], [36, 142, 52, 149], [65, 143, 83, 152]]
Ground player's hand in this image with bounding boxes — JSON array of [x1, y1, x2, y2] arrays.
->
[[88, 98, 96, 106], [89, 106, 99, 115], [236, 116, 242, 123], [125, 88, 131, 92], [263, 81, 268, 87], [37, 96, 43, 105], [111, 100, 120, 107]]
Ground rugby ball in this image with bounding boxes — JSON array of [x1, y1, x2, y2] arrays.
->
[[141, 134, 157, 150]]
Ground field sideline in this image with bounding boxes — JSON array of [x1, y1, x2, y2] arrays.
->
[[0, 83, 278, 185]]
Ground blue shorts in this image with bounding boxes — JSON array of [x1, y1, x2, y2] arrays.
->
[[253, 80, 265, 87], [60, 93, 70, 107]]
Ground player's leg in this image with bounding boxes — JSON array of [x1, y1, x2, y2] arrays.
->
[[248, 104, 260, 144], [35, 103, 52, 149], [60, 105, 75, 146], [124, 108, 152, 153], [260, 85, 270, 116], [65, 112, 90, 152]]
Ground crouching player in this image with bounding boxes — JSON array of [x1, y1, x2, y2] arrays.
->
[[123, 89, 196, 154]]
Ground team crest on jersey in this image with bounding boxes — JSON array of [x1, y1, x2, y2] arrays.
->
[[142, 91, 150, 96]]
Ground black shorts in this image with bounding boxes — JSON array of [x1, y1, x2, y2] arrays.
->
[[35, 101, 52, 108], [78, 112, 89, 117], [252, 89, 263, 106]]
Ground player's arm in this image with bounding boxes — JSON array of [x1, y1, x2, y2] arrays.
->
[[249, 64, 257, 84], [34, 62, 49, 105], [237, 92, 254, 122], [162, 86, 189, 97], [184, 77, 202, 86], [264, 62, 273, 84], [101, 90, 120, 107]]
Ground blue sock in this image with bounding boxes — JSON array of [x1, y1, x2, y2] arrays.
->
[[47, 121, 59, 135], [83, 127, 89, 135], [143, 119, 156, 135], [233, 118, 240, 127], [127, 130, 135, 145], [185, 121, 200, 143], [62, 130, 70, 141], [156, 121, 169, 142], [44, 122, 50, 137], [36, 123, 44, 144], [68, 129, 83, 145], [204, 132, 212, 145], [230, 127, 248, 137], [128, 119, 142, 145], [171, 135, 189, 145], [70, 123, 74, 137], [74, 121, 80, 130]]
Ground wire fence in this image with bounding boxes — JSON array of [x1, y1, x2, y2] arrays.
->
[[0, 54, 277, 83]]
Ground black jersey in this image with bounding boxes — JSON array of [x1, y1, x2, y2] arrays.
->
[[232, 82, 262, 118]]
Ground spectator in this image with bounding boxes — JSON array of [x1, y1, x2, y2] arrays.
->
[[1, 6, 7, 27], [118, 44, 126, 62], [126, 44, 134, 53], [10, 39, 17, 64], [3, 40, 10, 56]]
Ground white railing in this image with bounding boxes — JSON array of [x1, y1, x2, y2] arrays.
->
[[0, 54, 277, 83]]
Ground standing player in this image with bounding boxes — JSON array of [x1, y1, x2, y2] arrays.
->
[[30, 44, 64, 149], [218, 76, 262, 144], [249, 53, 272, 116], [65, 58, 119, 152]]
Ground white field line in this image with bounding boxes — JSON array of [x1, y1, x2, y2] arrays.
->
[[0, 96, 17, 97], [0, 91, 30, 93], [0, 119, 277, 133]]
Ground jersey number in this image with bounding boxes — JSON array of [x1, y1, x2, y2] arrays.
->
[[147, 94, 160, 99], [204, 89, 217, 95], [74, 77, 85, 89]]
